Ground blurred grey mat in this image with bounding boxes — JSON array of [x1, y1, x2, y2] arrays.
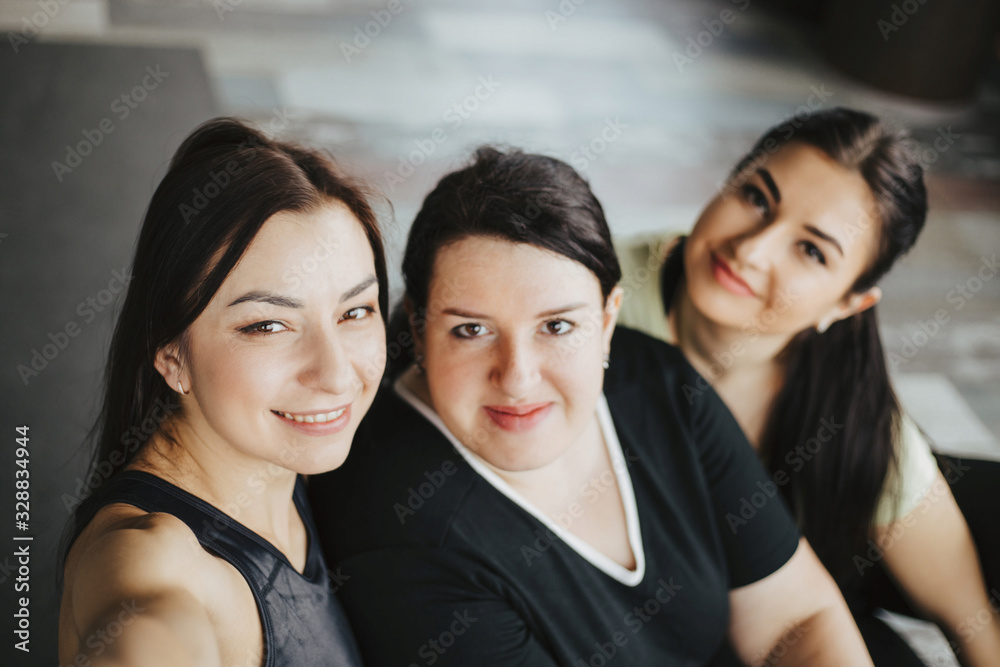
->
[[0, 41, 217, 667]]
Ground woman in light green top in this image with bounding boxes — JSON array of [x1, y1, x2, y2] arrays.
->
[[616, 108, 1000, 666]]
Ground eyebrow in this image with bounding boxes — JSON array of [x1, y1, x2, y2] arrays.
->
[[340, 275, 378, 302], [757, 169, 782, 204], [804, 225, 844, 257], [227, 291, 303, 309], [441, 302, 590, 319], [226, 275, 378, 309]]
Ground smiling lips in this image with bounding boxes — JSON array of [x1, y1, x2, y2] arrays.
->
[[272, 405, 351, 435], [710, 252, 756, 298], [484, 402, 553, 433]]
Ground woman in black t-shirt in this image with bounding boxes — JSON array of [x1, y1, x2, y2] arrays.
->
[[309, 147, 873, 665]]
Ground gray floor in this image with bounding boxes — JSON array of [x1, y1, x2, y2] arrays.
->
[[1, 1, 998, 665]]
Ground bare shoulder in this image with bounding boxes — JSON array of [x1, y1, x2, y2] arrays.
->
[[61, 505, 224, 666], [67, 504, 216, 596]]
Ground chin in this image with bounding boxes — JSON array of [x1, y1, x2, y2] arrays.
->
[[295, 450, 353, 476], [488, 436, 567, 472], [689, 282, 752, 327]]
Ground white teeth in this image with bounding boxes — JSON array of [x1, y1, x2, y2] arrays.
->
[[278, 408, 346, 424]]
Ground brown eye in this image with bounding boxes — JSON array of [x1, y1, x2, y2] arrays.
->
[[741, 184, 769, 215], [341, 306, 375, 322], [800, 241, 827, 265], [452, 323, 488, 339], [544, 320, 573, 335], [239, 320, 288, 335]]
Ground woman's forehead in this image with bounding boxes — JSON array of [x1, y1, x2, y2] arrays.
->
[[426, 237, 603, 311]]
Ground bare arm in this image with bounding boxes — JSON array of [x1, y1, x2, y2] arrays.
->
[[878, 471, 1000, 667], [61, 514, 223, 667], [728, 538, 873, 667]]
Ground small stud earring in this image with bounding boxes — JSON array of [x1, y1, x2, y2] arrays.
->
[[816, 321, 830, 334], [602, 353, 610, 370], [177, 381, 188, 395], [415, 354, 426, 374]]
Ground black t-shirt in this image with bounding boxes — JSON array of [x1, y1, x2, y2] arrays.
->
[[309, 327, 800, 666]]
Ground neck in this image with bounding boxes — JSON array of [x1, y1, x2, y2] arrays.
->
[[672, 279, 793, 380], [132, 414, 299, 550]]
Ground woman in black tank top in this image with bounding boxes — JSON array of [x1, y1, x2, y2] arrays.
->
[[59, 118, 389, 667]]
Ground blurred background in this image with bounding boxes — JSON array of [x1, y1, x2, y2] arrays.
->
[[1, 1, 999, 665]]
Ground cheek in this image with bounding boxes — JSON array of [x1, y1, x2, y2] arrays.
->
[[348, 325, 387, 389], [193, 341, 287, 415], [427, 339, 480, 409], [548, 346, 602, 413], [690, 199, 742, 241]]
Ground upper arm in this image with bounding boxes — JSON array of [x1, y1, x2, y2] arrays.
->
[[337, 547, 559, 667], [877, 469, 993, 626], [874, 413, 939, 526], [726, 538, 848, 665], [62, 513, 223, 667]]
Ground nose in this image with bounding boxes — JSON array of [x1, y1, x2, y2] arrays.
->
[[299, 326, 359, 398], [490, 335, 541, 400], [732, 220, 782, 271]]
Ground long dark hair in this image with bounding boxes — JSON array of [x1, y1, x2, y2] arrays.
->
[[386, 146, 621, 377], [63, 117, 388, 565], [667, 108, 927, 585]]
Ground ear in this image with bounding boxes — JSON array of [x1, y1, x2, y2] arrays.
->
[[153, 341, 189, 396], [816, 286, 882, 333], [601, 285, 624, 353]]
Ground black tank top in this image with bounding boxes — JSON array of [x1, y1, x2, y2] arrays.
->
[[95, 470, 363, 667]]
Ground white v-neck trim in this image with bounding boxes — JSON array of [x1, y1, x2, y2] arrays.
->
[[393, 376, 646, 587]]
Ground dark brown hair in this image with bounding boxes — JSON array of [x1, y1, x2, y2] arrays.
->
[[387, 146, 621, 376]]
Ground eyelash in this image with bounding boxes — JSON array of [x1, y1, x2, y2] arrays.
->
[[742, 185, 828, 266], [341, 305, 376, 322], [237, 305, 375, 336], [239, 320, 287, 336], [799, 241, 826, 265], [449, 319, 576, 339], [741, 184, 770, 216]]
